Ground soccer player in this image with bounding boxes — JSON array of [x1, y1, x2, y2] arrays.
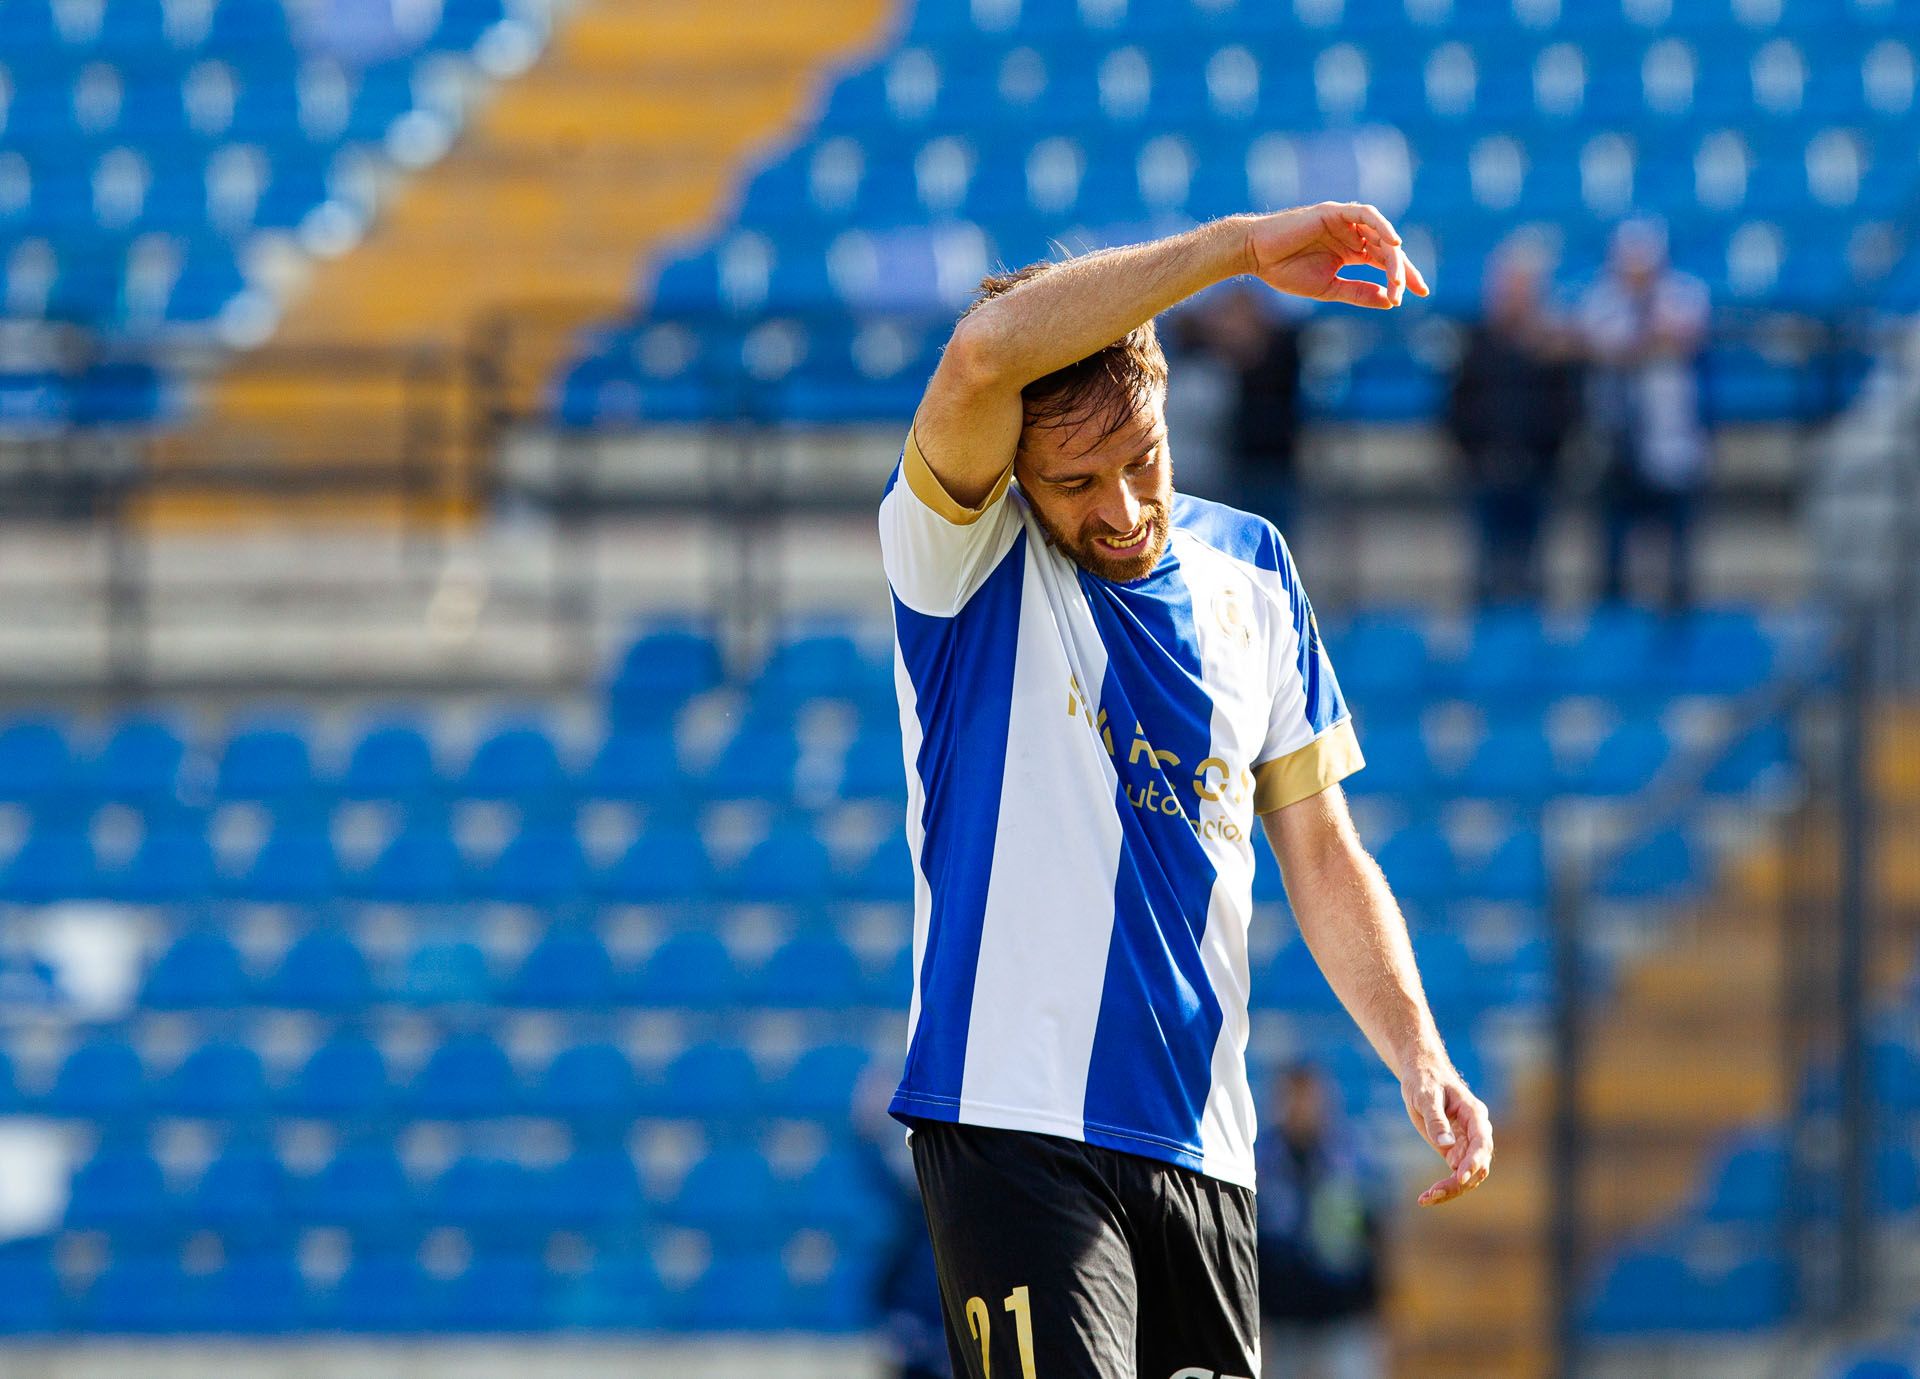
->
[[877, 204, 1493, 1379]]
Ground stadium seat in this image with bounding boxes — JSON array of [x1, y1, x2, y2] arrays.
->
[[262, 928, 374, 1010], [161, 1037, 270, 1115], [0, 826, 96, 902], [507, 925, 616, 1007], [766, 1041, 873, 1118], [530, 1041, 637, 1119], [461, 719, 569, 802], [46, 1035, 147, 1118], [407, 1031, 520, 1118], [215, 719, 316, 801], [597, 824, 715, 902], [299, 1140, 412, 1232], [483, 821, 590, 903], [609, 625, 724, 725], [554, 1250, 664, 1329], [719, 818, 834, 901], [843, 832, 913, 900], [1596, 827, 1701, 899], [542, 1145, 644, 1230], [281, 1031, 392, 1117], [650, 1040, 760, 1119], [88, 715, 187, 802], [752, 932, 868, 1008], [395, 939, 493, 1005], [192, 1139, 292, 1241], [583, 727, 687, 802], [0, 717, 76, 801], [667, 1142, 779, 1238], [626, 930, 742, 1008], [111, 820, 217, 902], [354, 816, 466, 901], [0, 1238, 60, 1333], [234, 819, 340, 902], [339, 717, 438, 801], [141, 928, 249, 1008], [66, 1140, 170, 1234]]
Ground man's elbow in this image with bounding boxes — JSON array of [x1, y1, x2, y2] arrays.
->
[[942, 313, 1018, 394]]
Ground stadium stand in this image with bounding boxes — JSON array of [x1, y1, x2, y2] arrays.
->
[[557, 0, 1920, 428], [0, 604, 1814, 1337]]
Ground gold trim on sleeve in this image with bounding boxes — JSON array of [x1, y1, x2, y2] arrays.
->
[[903, 429, 1013, 526], [1252, 718, 1365, 814]]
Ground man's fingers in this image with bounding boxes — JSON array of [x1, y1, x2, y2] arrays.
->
[[1319, 277, 1392, 310], [1339, 201, 1402, 247]]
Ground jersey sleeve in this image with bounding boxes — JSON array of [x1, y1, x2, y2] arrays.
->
[[877, 428, 1021, 618], [1251, 538, 1363, 814]]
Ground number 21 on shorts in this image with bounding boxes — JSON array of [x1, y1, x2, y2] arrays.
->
[[963, 1284, 1036, 1379]]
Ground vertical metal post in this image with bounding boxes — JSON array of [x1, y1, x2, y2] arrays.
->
[[1547, 831, 1587, 1379], [1834, 612, 1874, 1316]]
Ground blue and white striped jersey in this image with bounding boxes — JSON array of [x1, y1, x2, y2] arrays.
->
[[879, 433, 1363, 1189]]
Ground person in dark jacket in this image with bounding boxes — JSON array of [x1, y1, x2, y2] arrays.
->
[[1258, 1062, 1385, 1379], [1447, 241, 1584, 604]]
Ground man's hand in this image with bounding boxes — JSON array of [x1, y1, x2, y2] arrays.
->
[[1401, 1055, 1493, 1207], [1246, 202, 1432, 311]]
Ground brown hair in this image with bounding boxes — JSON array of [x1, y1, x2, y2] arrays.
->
[[967, 258, 1168, 451]]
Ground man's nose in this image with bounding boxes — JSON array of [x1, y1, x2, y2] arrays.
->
[[1094, 481, 1142, 534]]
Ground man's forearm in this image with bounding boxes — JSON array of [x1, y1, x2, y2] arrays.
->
[[1289, 841, 1448, 1079], [955, 217, 1254, 388]]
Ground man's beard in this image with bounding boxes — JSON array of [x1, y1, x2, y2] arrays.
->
[[1035, 502, 1170, 583]]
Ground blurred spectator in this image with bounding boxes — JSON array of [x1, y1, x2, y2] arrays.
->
[[1258, 1062, 1385, 1379], [1579, 218, 1713, 610], [1446, 240, 1583, 604], [1178, 285, 1305, 530], [855, 1072, 950, 1379]]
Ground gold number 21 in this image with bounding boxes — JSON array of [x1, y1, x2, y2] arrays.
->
[[964, 1284, 1037, 1379]]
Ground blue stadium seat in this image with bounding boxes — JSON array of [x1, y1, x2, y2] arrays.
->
[[1596, 827, 1701, 900], [1563, 606, 1662, 699], [609, 625, 723, 725], [555, 1250, 664, 1329], [508, 925, 616, 1006], [215, 719, 316, 801], [437, 1252, 549, 1331], [89, 714, 187, 802], [408, 1031, 519, 1118], [596, 824, 715, 902], [395, 939, 493, 1004], [1704, 718, 1792, 794], [0, 826, 97, 902], [197, 1254, 304, 1334], [650, 1040, 760, 1119], [844, 831, 914, 900], [299, 1140, 411, 1232], [161, 1037, 269, 1116], [1341, 718, 1435, 799], [1669, 609, 1776, 695], [429, 1155, 540, 1237], [627, 929, 741, 1007], [1323, 611, 1429, 707], [582, 727, 686, 801], [234, 819, 340, 902], [1372, 822, 1459, 903], [111, 820, 217, 902], [47, 1035, 146, 1118], [1462, 824, 1548, 904], [75, 1255, 192, 1334], [192, 1140, 291, 1241], [752, 932, 868, 1008], [142, 928, 250, 1008], [766, 1042, 873, 1118], [785, 1145, 899, 1249], [542, 1145, 644, 1230], [324, 1254, 430, 1331], [1457, 719, 1560, 802], [0, 717, 75, 801], [282, 1031, 391, 1117], [0, 1238, 60, 1333], [1700, 1130, 1787, 1223], [354, 816, 465, 901], [483, 822, 589, 903], [701, 724, 800, 802], [339, 717, 438, 801], [837, 727, 908, 801], [461, 719, 568, 801], [668, 1142, 779, 1237], [760, 631, 887, 700], [263, 928, 373, 1010], [531, 1041, 637, 1119], [66, 1140, 169, 1233], [1573, 718, 1671, 797], [719, 818, 834, 901], [1585, 1244, 1792, 1332]]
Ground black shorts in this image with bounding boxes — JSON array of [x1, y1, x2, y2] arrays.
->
[[908, 1118, 1260, 1379]]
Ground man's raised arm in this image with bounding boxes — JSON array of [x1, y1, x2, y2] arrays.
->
[[912, 204, 1432, 508]]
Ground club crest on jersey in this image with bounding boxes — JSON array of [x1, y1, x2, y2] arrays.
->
[[1211, 586, 1253, 652]]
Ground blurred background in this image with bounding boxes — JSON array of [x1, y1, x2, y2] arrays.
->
[[0, 0, 1916, 1376]]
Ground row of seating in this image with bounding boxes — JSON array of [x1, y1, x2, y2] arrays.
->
[[0, 1238, 874, 1333], [5, 1032, 876, 1121], [62, 1138, 896, 1240]]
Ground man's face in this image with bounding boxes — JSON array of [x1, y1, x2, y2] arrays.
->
[[1014, 389, 1173, 584]]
